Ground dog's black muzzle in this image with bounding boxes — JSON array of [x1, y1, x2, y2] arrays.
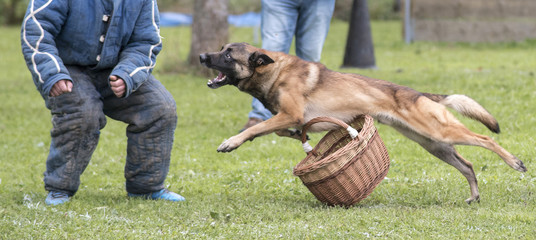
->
[[199, 53, 211, 67]]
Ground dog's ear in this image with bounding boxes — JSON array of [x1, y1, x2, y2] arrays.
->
[[249, 52, 274, 68]]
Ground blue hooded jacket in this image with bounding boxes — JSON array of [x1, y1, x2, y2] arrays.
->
[[21, 0, 162, 98]]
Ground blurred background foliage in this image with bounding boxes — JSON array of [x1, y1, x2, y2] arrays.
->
[[1, 0, 400, 26]]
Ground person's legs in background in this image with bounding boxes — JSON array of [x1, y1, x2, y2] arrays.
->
[[243, 0, 299, 130], [243, 0, 334, 131], [260, 0, 298, 53], [294, 0, 335, 62]]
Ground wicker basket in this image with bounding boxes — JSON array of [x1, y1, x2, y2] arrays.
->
[[293, 115, 390, 206]]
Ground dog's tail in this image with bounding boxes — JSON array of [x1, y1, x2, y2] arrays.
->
[[423, 93, 500, 133]]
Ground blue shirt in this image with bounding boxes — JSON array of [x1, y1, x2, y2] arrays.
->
[[21, 0, 162, 98]]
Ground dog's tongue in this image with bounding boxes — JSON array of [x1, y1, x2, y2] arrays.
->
[[207, 71, 227, 89]]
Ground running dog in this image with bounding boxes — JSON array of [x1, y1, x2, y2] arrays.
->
[[199, 42, 527, 203]]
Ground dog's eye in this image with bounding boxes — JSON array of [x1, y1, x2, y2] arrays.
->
[[225, 53, 231, 59]]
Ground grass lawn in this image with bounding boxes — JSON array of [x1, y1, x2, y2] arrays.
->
[[1, 20, 535, 239]]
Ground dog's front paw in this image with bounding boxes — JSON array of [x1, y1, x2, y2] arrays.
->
[[217, 136, 242, 153], [275, 129, 309, 141], [292, 130, 310, 140]]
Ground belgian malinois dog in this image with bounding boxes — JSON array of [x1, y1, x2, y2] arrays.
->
[[199, 42, 526, 203]]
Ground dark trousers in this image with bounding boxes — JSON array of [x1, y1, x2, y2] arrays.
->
[[42, 66, 177, 195]]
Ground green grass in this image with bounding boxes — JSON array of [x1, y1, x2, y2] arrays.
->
[[1, 21, 535, 239]]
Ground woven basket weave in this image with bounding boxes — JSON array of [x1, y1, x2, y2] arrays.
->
[[293, 115, 390, 206]]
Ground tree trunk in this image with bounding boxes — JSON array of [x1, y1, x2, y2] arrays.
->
[[342, 0, 376, 69], [188, 0, 229, 76], [3, 0, 24, 26]]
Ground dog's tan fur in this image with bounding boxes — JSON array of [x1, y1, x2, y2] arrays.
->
[[200, 42, 527, 203]]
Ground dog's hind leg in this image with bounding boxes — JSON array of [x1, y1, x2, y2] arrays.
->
[[442, 127, 526, 173], [421, 142, 480, 204], [387, 102, 526, 173], [390, 124, 480, 203]]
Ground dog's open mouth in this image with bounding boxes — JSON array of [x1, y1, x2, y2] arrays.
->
[[207, 72, 227, 89]]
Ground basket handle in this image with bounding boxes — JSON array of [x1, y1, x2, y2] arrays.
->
[[301, 117, 359, 153]]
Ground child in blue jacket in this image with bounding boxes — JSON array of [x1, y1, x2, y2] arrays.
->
[[21, 0, 185, 205]]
